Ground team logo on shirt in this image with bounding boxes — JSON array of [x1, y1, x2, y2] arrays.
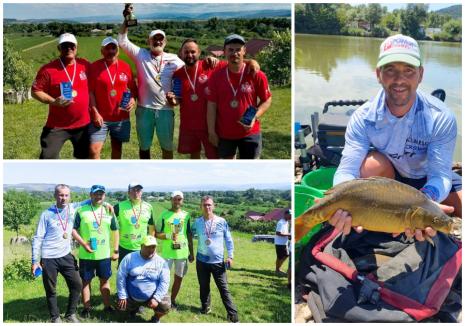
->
[[79, 71, 87, 80], [119, 73, 128, 82], [198, 74, 208, 84], [241, 82, 252, 93]]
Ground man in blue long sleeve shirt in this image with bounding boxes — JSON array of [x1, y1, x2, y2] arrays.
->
[[116, 235, 171, 322], [332, 34, 461, 240], [192, 195, 238, 323], [31, 184, 83, 323]]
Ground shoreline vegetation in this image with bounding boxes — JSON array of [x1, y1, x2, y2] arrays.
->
[[295, 3, 461, 43]]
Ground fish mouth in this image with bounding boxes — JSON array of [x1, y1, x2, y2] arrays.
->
[[449, 217, 462, 239]]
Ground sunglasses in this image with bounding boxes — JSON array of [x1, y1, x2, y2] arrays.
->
[[60, 42, 76, 50]]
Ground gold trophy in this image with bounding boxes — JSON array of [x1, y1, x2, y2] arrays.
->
[[171, 219, 182, 249], [124, 3, 138, 27]]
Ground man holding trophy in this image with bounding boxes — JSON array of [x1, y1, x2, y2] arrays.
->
[[155, 191, 194, 310], [118, 3, 184, 159]]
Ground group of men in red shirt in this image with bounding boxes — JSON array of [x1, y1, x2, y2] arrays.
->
[[32, 26, 272, 160]]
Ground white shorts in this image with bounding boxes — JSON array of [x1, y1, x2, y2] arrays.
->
[[167, 258, 188, 277]]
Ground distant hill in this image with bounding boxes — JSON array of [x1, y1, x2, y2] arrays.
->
[[435, 5, 461, 19], [3, 183, 86, 193]]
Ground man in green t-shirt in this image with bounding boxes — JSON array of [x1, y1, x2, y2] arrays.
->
[[155, 191, 194, 309], [115, 182, 155, 265], [72, 185, 119, 318]]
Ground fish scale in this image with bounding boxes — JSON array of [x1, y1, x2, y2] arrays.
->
[[295, 177, 461, 242]]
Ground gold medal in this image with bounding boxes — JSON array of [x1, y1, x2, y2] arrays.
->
[[135, 223, 140, 229], [230, 99, 238, 108], [155, 74, 161, 83], [110, 89, 117, 97], [63, 233, 68, 239], [72, 90, 78, 97], [97, 227, 102, 234], [205, 238, 212, 246], [191, 94, 198, 102]]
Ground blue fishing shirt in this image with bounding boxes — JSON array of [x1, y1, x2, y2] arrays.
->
[[193, 216, 234, 264]]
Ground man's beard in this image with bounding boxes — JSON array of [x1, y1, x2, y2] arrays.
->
[[150, 44, 164, 54]]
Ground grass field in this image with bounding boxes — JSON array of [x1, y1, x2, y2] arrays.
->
[[4, 200, 291, 323]]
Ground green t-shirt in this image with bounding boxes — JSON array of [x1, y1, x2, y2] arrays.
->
[[74, 204, 119, 260], [156, 209, 191, 260], [115, 199, 154, 251]]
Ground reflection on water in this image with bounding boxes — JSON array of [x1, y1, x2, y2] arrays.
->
[[295, 34, 462, 161]]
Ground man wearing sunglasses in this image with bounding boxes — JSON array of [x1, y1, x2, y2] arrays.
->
[[32, 33, 91, 159]]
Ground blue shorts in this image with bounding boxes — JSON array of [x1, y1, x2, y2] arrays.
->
[[88, 120, 130, 143], [79, 258, 112, 281], [135, 106, 174, 151], [394, 169, 462, 193], [218, 133, 262, 159]]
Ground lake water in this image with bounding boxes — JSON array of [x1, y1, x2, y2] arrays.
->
[[295, 34, 462, 161]]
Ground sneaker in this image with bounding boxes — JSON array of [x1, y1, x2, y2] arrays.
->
[[150, 315, 160, 323], [64, 314, 80, 323], [275, 270, 287, 277], [50, 316, 62, 323], [171, 301, 178, 310], [103, 305, 115, 313], [80, 308, 91, 319], [200, 306, 211, 314], [227, 314, 239, 323]]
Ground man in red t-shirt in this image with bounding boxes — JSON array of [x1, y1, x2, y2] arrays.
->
[[88, 37, 137, 159], [31, 33, 91, 159], [207, 34, 272, 159]]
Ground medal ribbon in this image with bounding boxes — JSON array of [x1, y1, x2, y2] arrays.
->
[[90, 205, 103, 228], [151, 54, 163, 86], [130, 201, 142, 225], [184, 61, 199, 94], [104, 61, 118, 88], [55, 205, 69, 234], [59, 58, 77, 86], [226, 63, 245, 98], [205, 216, 215, 239]]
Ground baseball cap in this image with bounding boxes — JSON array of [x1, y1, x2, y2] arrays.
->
[[128, 182, 143, 191], [377, 34, 421, 68], [149, 29, 166, 39], [101, 37, 118, 47], [90, 185, 106, 193], [58, 33, 77, 45], [142, 235, 158, 246], [224, 34, 245, 46], [171, 190, 184, 199]]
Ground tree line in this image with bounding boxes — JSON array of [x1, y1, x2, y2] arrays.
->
[[295, 4, 461, 42]]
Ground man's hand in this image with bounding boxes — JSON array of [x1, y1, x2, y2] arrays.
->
[[147, 298, 159, 309], [205, 56, 219, 69], [91, 110, 104, 128], [238, 117, 256, 131], [124, 97, 136, 112], [117, 298, 127, 311], [226, 257, 233, 268], [436, 202, 454, 215], [208, 132, 219, 147], [105, 203, 115, 215], [172, 233, 178, 242], [188, 253, 194, 263], [52, 96, 74, 108], [31, 263, 41, 276], [166, 92, 178, 106], [84, 243, 94, 253], [111, 252, 119, 261], [327, 208, 363, 235]]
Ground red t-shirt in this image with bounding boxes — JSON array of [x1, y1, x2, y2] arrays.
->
[[89, 58, 137, 122], [32, 58, 91, 129], [173, 60, 227, 132], [207, 65, 271, 139]]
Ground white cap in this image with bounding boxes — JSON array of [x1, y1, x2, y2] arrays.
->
[[58, 33, 77, 45], [377, 34, 421, 68], [171, 190, 184, 199], [101, 37, 118, 47], [149, 29, 166, 39], [128, 182, 143, 191]]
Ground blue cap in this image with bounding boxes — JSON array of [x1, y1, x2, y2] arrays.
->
[[90, 185, 106, 193], [224, 34, 245, 46]]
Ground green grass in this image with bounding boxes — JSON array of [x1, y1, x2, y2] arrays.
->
[[3, 231, 291, 323], [5, 34, 54, 52]]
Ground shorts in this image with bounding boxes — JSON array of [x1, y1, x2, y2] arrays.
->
[[40, 125, 89, 159], [275, 245, 289, 260], [136, 106, 174, 151], [128, 294, 171, 313], [88, 120, 130, 143], [79, 258, 112, 281], [218, 133, 262, 159], [394, 169, 462, 193], [178, 129, 218, 159], [167, 259, 188, 278]]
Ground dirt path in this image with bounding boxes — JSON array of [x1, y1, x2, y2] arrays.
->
[[22, 38, 56, 52]]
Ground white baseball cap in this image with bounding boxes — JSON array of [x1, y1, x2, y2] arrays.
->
[[377, 34, 421, 68], [101, 37, 118, 47], [171, 190, 184, 199], [128, 182, 143, 191], [58, 33, 77, 45], [142, 235, 158, 246], [149, 29, 166, 39]]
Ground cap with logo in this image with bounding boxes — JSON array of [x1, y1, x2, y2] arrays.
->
[[171, 190, 184, 199], [377, 34, 421, 68], [224, 34, 246, 46], [142, 235, 158, 246], [128, 182, 143, 191], [90, 185, 106, 193], [101, 37, 118, 47], [58, 33, 78, 45], [149, 29, 166, 39]]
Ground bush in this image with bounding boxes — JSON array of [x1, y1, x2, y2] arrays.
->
[[4, 258, 35, 281], [226, 213, 276, 234], [371, 26, 389, 38]]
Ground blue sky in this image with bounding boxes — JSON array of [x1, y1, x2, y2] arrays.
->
[[3, 3, 291, 20], [3, 162, 292, 190]]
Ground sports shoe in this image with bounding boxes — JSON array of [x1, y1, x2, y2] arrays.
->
[[171, 301, 178, 310], [64, 314, 80, 323], [50, 316, 62, 323], [200, 306, 211, 314], [150, 315, 160, 323], [103, 305, 116, 313], [80, 308, 91, 319], [227, 314, 239, 323]]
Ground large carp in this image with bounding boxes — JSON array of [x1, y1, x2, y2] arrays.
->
[[295, 177, 461, 242]]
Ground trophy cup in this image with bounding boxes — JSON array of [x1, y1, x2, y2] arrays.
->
[[171, 218, 182, 249], [124, 3, 138, 27]]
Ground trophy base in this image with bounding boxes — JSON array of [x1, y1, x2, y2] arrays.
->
[[172, 243, 181, 250], [127, 19, 138, 27]]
